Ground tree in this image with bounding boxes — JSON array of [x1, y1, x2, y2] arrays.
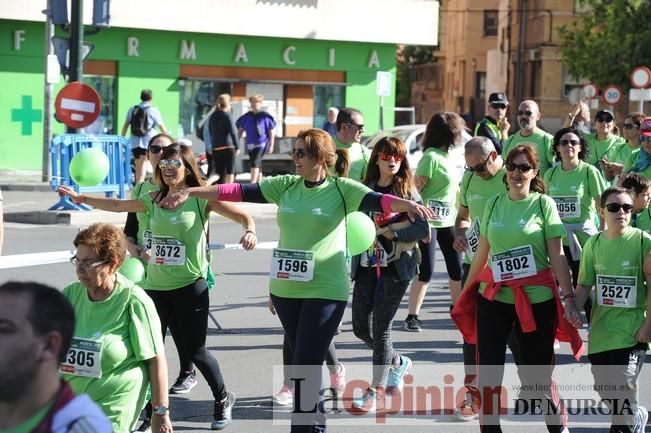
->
[[558, 0, 651, 91], [395, 45, 437, 108]]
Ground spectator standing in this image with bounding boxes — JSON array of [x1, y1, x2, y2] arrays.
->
[[322, 107, 338, 137], [236, 95, 276, 183], [474, 92, 510, 154], [205, 94, 239, 184], [334, 108, 371, 182], [121, 89, 168, 185]]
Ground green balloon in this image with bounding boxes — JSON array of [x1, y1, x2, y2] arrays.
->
[[69, 147, 110, 186], [119, 257, 145, 286], [346, 211, 376, 256]]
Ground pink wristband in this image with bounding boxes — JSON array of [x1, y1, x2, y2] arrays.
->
[[216, 184, 243, 201], [380, 194, 397, 214]]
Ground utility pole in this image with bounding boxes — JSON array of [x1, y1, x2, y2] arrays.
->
[[67, 0, 83, 133]]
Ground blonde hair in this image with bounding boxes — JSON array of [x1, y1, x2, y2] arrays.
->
[[216, 93, 231, 109]]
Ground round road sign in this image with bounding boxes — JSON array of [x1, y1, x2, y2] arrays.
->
[[583, 83, 599, 99], [601, 84, 623, 106], [55, 82, 101, 129], [631, 66, 651, 89]]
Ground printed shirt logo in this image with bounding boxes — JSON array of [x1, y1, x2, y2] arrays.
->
[[279, 206, 295, 213]]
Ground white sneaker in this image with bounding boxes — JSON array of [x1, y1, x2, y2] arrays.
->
[[635, 405, 648, 433], [273, 385, 293, 406]]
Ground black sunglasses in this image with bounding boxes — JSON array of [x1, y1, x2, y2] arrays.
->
[[346, 122, 364, 131], [149, 145, 163, 154], [490, 103, 507, 110], [505, 161, 533, 173], [290, 148, 307, 159], [596, 116, 613, 123], [623, 123, 640, 130], [559, 139, 580, 146], [466, 154, 492, 173], [605, 203, 634, 213], [517, 110, 534, 117]]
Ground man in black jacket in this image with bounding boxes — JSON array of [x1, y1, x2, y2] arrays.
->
[[473, 92, 510, 154]]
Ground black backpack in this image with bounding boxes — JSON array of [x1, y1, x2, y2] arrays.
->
[[130, 105, 150, 137]]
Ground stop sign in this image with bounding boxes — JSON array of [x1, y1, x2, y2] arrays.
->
[[55, 82, 101, 129]]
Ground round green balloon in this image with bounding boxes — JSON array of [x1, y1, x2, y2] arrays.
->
[[119, 257, 145, 286], [69, 147, 110, 186], [346, 211, 376, 256]]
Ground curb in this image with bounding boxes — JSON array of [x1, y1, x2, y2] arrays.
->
[[1, 183, 52, 192]]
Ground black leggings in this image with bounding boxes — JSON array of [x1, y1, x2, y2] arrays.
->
[[283, 338, 339, 387], [476, 296, 565, 433], [352, 267, 409, 387], [271, 294, 347, 433], [418, 226, 463, 282], [146, 279, 227, 401], [211, 147, 236, 181]]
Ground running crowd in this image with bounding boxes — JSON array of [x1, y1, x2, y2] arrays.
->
[[3, 91, 651, 433]]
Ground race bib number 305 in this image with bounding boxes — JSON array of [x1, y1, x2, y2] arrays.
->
[[596, 275, 637, 308], [491, 245, 536, 282], [59, 337, 102, 378], [151, 236, 186, 265], [427, 200, 453, 223], [270, 249, 315, 282], [552, 196, 580, 219]]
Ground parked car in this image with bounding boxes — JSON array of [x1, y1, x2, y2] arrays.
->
[[363, 124, 469, 178]]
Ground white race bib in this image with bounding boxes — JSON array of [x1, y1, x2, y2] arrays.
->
[[360, 243, 388, 267], [60, 337, 102, 378], [428, 199, 453, 223], [596, 274, 637, 308], [465, 218, 481, 260], [270, 249, 315, 282], [552, 196, 580, 219], [491, 245, 536, 282], [150, 235, 186, 265], [143, 230, 153, 250]]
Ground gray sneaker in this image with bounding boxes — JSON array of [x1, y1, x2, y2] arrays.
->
[[170, 370, 198, 394], [403, 316, 422, 332], [211, 391, 236, 430]]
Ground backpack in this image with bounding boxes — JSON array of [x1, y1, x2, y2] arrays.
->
[[130, 105, 150, 137]]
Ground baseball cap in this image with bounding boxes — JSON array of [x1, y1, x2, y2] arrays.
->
[[488, 92, 509, 106], [640, 117, 651, 137], [595, 109, 614, 121]]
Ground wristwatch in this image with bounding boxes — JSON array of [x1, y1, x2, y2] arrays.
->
[[154, 404, 169, 416]]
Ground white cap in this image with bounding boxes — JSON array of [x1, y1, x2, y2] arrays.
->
[[177, 138, 192, 147]]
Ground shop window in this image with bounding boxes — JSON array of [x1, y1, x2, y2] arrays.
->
[[475, 72, 486, 100], [178, 79, 231, 138], [313, 85, 345, 130], [484, 10, 498, 37], [82, 75, 116, 134]]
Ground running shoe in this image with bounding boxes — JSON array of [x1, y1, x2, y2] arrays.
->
[[330, 363, 346, 391], [635, 405, 648, 433], [273, 385, 293, 406], [211, 391, 236, 430], [351, 387, 378, 413], [170, 369, 198, 394], [132, 420, 151, 433], [403, 316, 422, 332], [451, 392, 479, 421], [386, 355, 412, 394]]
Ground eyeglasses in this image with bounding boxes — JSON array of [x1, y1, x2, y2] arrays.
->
[[640, 136, 651, 143], [158, 159, 183, 170], [623, 123, 640, 130], [595, 116, 613, 123], [70, 255, 107, 271], [466, 154, 492, 173], [559, 139, 580, 146], [517, 110, 534, 117], [505, 161, 533, 173], [149, 145, 163, 154], [346, 122, 365, 132], [290, 148, 307, 159], [490, 103, 507, 110], [378, 152, 405, 162], [604, 203, 634, 213]]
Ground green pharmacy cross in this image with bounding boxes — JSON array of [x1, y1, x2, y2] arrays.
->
[[11, 95, 43, 135]]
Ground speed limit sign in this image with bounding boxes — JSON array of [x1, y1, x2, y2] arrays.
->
[[602, 84, 623, 106]]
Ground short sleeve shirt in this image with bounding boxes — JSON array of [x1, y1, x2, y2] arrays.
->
[[480, 192, 566, 303], [578, 227, 651, 354], [333, 137, 371, 182], [585, 133, 626, 176], [416, 147, 461, 228], [236, 111, 276, 148], [259, 175, 371, 301], [125, 102, 164, 150], [502, 128, 555, 175], [62, 274, 164, 432], [130, 179, 159, 248]]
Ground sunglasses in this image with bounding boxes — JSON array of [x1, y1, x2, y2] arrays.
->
[[346, 122, 365, 132], [490, 103, 507, 110], [559, 139, 580, 146], [505, 161, 533, 173], [158, 159, 183, 170], [517, 110, 534, 117], [149, 145, 163, 154], [290, 148, 307, 159], [641, 136, 651, 143], [596, 116, 613, 123], [623, 123, 640, 130], [604, 203, 634, 213], [466, 154, 491, 173], [378, 152, 404, 162]]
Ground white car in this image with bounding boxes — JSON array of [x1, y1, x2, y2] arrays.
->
[[363, 124, 469, 178]]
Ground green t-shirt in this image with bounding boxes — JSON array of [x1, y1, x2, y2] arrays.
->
[[459, 166, 507, 264], [586, 133, 626, 175], [415, 147, 460, 228], [62, 274, 164, 433], [1, 401, 52, 433], [610, 142, 638, 166], [130, 178, 160, 248], [260, 175, 371, 301], [139, 195, 209, 290], [502, 128, 555, 175], [543, 161, 606, 246], [479, 192, 566, 303], [334, 137, 371, 182], [633, 207, 651, 235], [623, 148, 651, 179], [578, 227, 651, 354]]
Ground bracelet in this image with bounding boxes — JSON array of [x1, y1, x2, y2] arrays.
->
[[245, 230, 256, 236], [562, 293, 576, 300]]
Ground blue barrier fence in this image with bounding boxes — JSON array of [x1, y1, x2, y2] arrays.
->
[[49, 134, 131, 210]]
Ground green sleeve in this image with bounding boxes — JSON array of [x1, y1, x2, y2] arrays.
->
[[128, 289, 164, 361], [587, 165, 607, 199], [415, 151, 435, 178], [138, 191, 154, 215], [542, 168, 552, 192], [578, 236, 597, 286], [258, 175, 301, 204], [502, 135, 514, 157], [540, 194, 566, 239], [459, 171, 472, 207], [624, 151, 637, 172], [338, 177, 373, 212]]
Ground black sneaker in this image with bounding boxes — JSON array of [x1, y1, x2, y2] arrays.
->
[[403, 316, 423, 332], [132, 420, 151, 433], [211, 391, 236, 430], [170, 370, 198, 394]]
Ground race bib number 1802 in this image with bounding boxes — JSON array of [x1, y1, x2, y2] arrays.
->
[[491, 245, 536, 282]]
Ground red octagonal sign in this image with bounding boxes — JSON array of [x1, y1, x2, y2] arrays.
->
[[55, 82, 101, 129]]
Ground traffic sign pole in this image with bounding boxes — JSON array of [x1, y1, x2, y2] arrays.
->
[[68, 0, 83, 132]]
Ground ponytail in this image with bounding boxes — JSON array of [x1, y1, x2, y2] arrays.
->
[[334, 148, 349, 178]]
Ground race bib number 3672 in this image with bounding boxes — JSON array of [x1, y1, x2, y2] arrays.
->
[[59, 337, 102, 378], [270, 249, 315, 282]]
